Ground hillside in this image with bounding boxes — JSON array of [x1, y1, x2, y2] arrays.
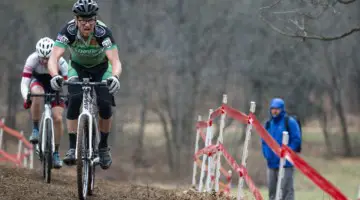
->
[[0, 165, 231, 200]]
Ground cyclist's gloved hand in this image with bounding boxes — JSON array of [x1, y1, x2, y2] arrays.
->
[[107, 75, 120, 94], [50, 75, 64, 91], [23, 99, 32, 109]]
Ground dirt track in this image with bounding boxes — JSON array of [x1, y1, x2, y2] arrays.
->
[[0, 165, 233, 200]]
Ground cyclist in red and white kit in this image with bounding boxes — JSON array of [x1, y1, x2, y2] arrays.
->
[[20, 37, 68, 168]]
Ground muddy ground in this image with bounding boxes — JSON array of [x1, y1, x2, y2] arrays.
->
[[0, 165, 233, 200]]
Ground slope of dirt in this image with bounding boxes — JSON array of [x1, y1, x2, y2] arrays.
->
[[0, 165, 233, 200]]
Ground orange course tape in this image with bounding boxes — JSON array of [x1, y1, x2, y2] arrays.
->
[[0, 121, 33, 149], [194, 158, 229, 190], [195, 157, 231, 178], [0, 149, 21, 165]]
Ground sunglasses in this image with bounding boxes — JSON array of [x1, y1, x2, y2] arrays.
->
[[77, 18, 96, 25]]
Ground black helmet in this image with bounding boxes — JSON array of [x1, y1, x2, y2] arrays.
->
[[72, 0, 99, 17]]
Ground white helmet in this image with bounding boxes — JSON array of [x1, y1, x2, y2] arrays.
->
[[36, 37, 54, 58]]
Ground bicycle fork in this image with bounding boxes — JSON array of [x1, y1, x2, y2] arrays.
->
[[76, 111, 98, 166], [42, 118, 55, 153], [38, 105, 55, 158]]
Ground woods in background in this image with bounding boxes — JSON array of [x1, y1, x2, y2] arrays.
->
[[1, 0, 360, 175]]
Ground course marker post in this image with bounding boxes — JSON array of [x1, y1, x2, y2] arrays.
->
[[0, 118, 4, 150], [199, 109, 213, 192], [192, 115, 202, 187], [237, 101, 256, 200], [275, 131, 289, 200], [23, 148, 28, 168], [29, 148, 34, 169], [227, 170, 232, 195], [17, 131, 24, 166], [215, 94, 227, 192], [206, 109, 215, 192]]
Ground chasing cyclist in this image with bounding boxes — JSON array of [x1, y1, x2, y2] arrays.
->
[[20, 37, 68, 169], [48, 0, 122, 170]]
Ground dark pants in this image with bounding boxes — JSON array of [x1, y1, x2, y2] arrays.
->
[[66, 61, 115, 120], [267, 167, 294, 200]]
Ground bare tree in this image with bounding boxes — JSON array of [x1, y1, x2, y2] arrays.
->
[[259, 0, 360, 40]]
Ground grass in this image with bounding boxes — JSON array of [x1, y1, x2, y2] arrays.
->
[[225, 131, 360, 200], [233, 156, 360, 199]]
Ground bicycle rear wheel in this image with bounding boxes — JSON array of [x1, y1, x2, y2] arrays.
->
[[37, 114, 45, 161], [77, 117, 90, 200], [43, 119, 52, 183]]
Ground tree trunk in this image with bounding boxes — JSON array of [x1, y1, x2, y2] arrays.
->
[[133, 91, 148, 167], [152, 108, 174, 172], [324, 44, 352, 157], [328, 79, 352, 157], [319, 110, 333, 158], [6, 67, 18, 129], [335, 100, 352, 156]]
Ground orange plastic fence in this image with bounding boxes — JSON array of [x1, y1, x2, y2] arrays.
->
[[0, 120, 32, 149], [195, 157, 230, 184], [0, 119, 33, 168], [194, 144, 263, 200], [0, 149, 21, 165], [196, 129, 231, 178]]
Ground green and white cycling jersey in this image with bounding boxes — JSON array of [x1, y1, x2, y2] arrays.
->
[[54, 20, 117, 68]]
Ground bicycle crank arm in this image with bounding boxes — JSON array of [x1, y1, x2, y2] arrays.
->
[[35, 144, 43, 161], [91, 157, 100, 166]]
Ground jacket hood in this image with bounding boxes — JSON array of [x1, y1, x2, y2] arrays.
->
[[269, 98, 285, 119]]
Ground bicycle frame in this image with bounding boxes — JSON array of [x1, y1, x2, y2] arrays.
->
[[29, 93, 59, 158], [65, 78, 108, 199], [74, 78, 100, 165]]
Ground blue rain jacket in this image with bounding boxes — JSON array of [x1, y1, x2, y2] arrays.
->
[[261, 98, 301, 168]]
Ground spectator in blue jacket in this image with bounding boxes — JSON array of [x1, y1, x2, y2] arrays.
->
[[262, 98, 301, 200]]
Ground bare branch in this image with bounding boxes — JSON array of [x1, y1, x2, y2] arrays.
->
[[259, 0, 360, 40], [262, 18, 360, 40], [259, 0, 282, 11], [289, 17, 304, 31], [337, 0, 357, 4]]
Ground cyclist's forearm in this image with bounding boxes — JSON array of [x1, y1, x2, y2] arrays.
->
[[48, 57, 59, 77], [20, 78, 30, 100], [106, 48, 122, 77], [111, 60, 122, 77], [48, 46, 65, 77]]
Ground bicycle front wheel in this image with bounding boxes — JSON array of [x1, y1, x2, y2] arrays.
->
[[88, 121, 97, 195], [88, 162, 95, 195], [43, 119, 52, 183], [77, 117, 90, 200]]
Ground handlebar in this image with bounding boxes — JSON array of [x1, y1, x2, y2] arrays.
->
[[27, 93, 68, 98], [26, 92, 66, 105], [63, 78, 108, 87], [26, 79, 109, 105]]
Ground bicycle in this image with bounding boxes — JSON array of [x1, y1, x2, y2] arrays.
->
[[63, 78, 108, 200], [27, 92, 67, 183]]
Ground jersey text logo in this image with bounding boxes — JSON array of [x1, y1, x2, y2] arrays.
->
[[57, 34, 69, 44], [102, 38, 112, 48]]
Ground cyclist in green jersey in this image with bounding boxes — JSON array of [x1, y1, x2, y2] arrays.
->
[[48, 0, 122, 170]]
